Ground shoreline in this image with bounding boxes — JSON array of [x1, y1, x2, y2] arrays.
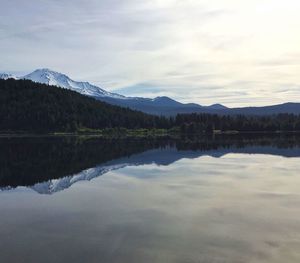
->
[[1, 130, 300, 138]]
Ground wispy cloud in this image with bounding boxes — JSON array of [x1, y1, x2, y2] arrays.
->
[[1, 0, 300, 106]]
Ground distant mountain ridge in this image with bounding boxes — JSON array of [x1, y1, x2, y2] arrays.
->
[[1, 68, 300, 116]]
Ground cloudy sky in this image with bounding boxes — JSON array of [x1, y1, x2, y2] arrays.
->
[[1, 0, 300, 106]]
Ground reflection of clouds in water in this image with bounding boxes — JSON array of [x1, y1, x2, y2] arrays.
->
[[101, 155, 300, 262], [1, 154, 300, 262]]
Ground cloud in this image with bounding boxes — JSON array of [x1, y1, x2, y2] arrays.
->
[[1, 0, 300, 106]]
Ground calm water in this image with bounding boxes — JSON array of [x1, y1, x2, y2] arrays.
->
[[1, 135, 300, 263]]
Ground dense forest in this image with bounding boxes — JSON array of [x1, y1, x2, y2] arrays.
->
[[175, 113, 300, 133], [0, 79, 170, 132], [1, 78, 300, 133]]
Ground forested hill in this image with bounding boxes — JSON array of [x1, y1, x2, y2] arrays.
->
[[1, 79, 300, 134], [0, 79, 171, 133]]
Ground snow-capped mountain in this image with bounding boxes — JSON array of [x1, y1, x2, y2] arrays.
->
[[23, 68, 125, 99], [4, 68, 299, 116], [1, 68, 226, 115]]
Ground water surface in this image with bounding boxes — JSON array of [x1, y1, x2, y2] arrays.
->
[[1, 135, 300, 263]]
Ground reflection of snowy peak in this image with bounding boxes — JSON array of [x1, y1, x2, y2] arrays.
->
[[31, 163, 129, 194], [28, 145, 300, 194], [24, 148, 205, 194], [1, 145, 300, 195], [23, 68, 126, 99]]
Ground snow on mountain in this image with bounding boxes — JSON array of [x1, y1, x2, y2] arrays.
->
[[0, 73, 16, 80], [1, 68, 230, 115], [2, 68, 299, 116], [19, 69, 212, 113], [23, 68, 126, 99]]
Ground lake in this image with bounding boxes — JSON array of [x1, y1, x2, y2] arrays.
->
[[1, 134, 300, 263]]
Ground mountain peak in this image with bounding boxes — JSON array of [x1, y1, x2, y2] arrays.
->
[[32, 68, 69, 78], [24, 68, 70, 84], [152, 96, 183, 107], [38, 68, 53, 72], [23, 69, 126, 99], [208, 103, 227, 110], [33, 68, 60, 73], [153, 96, 177, 102]]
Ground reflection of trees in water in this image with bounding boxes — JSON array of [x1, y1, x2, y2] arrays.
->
[[0, 137, 171, 188], [177, 133, 300, 151], [1, 134, 300, 188]]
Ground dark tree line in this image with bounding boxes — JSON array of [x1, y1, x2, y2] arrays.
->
[[1, 79, 300, 133], [0, 79, 171, 132], [176, 113, 300, 133]]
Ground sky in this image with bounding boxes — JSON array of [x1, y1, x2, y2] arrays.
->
[[0, 0, 300, 107]]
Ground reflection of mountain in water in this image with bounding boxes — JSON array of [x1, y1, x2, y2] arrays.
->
[[1, 134, 300, 194]]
